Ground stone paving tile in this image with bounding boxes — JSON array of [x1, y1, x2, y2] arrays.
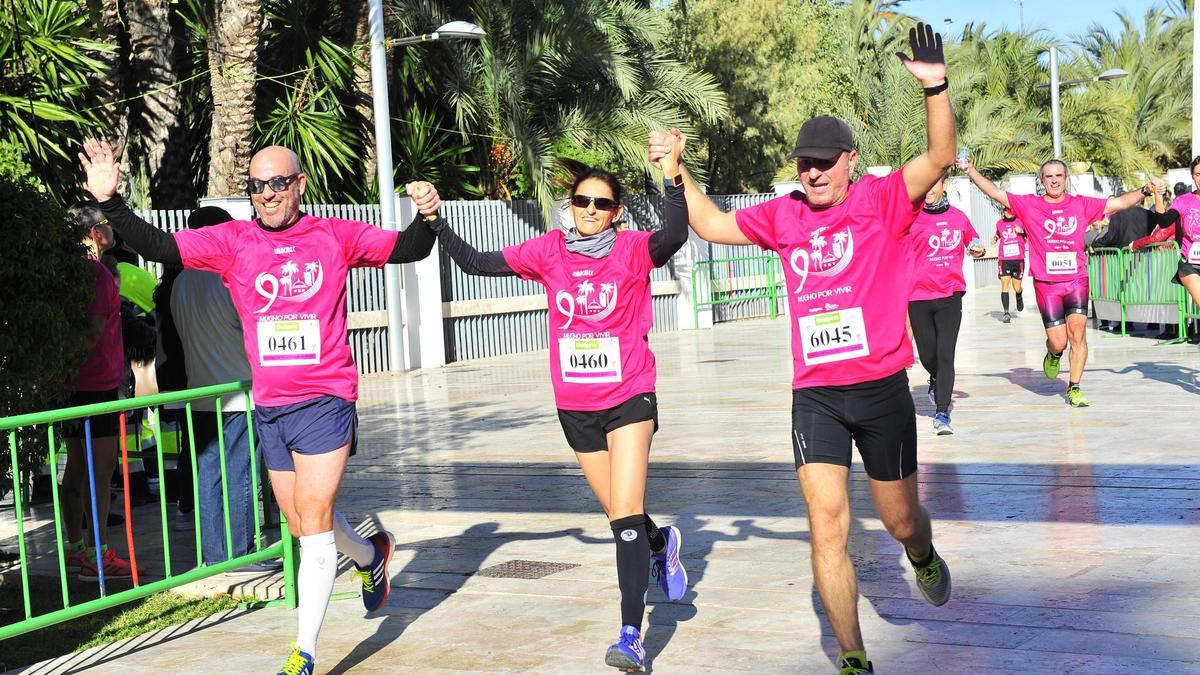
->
[[6, 292, 1200, 673]]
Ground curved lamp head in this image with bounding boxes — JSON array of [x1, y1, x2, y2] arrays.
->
[[1096, 68, 1128, 81], [435, 21, 486, 40]]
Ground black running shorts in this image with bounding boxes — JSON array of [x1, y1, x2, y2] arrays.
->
[[790, 370, 917, 481], [997, 259, 1024, 278], [557, 392, 659, 452]]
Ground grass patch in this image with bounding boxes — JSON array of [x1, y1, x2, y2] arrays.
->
[[0, 575, 241, 670]]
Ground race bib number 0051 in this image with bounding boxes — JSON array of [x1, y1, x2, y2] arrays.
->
[[798, 308, 869, 366], [1046, 251, 1078, 275], [257, 319, 320, 366], [559, 337, 622, 384]]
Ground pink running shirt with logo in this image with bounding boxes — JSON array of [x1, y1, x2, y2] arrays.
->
[[1172, 192, 1200, 264], [736, 171, 921, 390], [995, 218, 1027, 261], [503, 230, 657, 411], [908, 206, 979, 301], [1005, 193, 1107, 283], [175, 215, 398, 407]]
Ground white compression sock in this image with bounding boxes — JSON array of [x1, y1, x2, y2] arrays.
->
[[333, 511, 375, 567], [296, 531, 337, 658]]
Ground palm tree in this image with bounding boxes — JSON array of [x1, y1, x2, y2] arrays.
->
[[206, 0, 263, 197]]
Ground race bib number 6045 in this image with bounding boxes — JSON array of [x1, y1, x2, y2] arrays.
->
[[257, 319, 321, 366], [798, 308, 870, 365]]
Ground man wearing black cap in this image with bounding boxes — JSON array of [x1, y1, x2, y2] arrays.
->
[[651, 22, 955, 674]]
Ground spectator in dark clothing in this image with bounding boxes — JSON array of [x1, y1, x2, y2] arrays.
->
[[1092, 205, 1154, 249]]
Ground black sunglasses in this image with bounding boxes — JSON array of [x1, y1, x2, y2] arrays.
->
[[570, 195, 619, 211], [246, 173, 300, 195]]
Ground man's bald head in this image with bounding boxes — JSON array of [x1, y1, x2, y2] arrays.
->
[[250, 146, 301, 177]]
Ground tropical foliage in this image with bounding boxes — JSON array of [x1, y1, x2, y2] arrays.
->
[[0, 0, 1193, 205]]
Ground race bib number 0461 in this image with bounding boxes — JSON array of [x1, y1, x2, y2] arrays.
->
[[257, 319, 320, 366], [798, 307, 870, 366], [559, 337, 622, 384], [1046, 251, 1078, 275]]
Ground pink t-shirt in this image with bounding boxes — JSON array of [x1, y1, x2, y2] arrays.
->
[[908, 206, 979, 301], [503, 230, 657, 411], [736, 171, 921, 390], [73, 260, 124, 392], [175, 214, 398, 407], [1006, 193, 1107, 282], [996, 218, 1027, 261], [1173, 192, 1200, 264]]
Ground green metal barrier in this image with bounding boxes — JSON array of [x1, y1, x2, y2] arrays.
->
[[692, 254, 785, 327], [1087, 247, 1128, 332], [0, 382, 297, 642], [1121, 243, 1182, 338]]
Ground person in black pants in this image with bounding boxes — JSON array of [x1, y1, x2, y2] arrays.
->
[[906, 174, 984, 434]]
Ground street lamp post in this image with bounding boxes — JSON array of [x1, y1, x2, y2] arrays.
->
[[1038, 46, 1128, 160], [366, 5, 484, 371]]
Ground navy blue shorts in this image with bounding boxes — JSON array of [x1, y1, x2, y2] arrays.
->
[[254, 396, 358, 472]]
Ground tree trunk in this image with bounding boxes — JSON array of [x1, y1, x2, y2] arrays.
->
[[342, 0, 377, 198], [126, 0, 188, 207], [88, 0, 129, 196], [205, 0, 262, 197]]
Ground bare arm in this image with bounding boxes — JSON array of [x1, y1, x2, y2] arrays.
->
[[963, 159, 1010, 209], [895, 23, 956, 203], [1104, 186, 1150, 217], [679, 164, 751, 246]]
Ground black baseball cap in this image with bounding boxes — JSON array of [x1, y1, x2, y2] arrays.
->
[[786, 116, 855, 161]]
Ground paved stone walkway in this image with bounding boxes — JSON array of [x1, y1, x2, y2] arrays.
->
[[9, 292, 1200, 673]]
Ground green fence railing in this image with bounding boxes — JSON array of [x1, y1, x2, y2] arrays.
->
[[692, 254, 786, 327], [1087, 243, 1199, 340], [0, 382, 297, 642]]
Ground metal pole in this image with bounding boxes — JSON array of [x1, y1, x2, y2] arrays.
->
[[368, 0, 405, 372], [1192, 3, 1199, 160], [1049, 46, 1062, 160]]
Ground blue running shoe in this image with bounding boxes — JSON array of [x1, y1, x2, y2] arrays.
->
[[604, 625, 645, 672], [651, 525, 688, 601], [352, 530, 394, 612], [277, 644, 314, 675]]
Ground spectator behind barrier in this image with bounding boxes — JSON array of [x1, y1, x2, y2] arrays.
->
[[168, 206, 268, 568], [59, 201, 138, 581]]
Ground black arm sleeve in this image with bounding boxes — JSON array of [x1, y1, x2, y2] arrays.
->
[[648, 185, 689, 268], [98, 196, 181, 265], [388, 214, 438, 263], [1151, 208, 1181, 229], [427, 217, 514, 276]]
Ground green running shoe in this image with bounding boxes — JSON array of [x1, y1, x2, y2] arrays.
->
[[910, 545, 952, 607], [1043, 351, 1062, 379], [1066, 386, 1090, 407], [837, 652, 874, 674]]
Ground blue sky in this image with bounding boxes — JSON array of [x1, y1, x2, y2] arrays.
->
[[899, 0, 1162, 41]]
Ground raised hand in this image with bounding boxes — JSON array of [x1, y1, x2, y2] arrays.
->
[[406, 181, 442, 220], [1150, 178, 1166, 195], [648, 130, 672, 170], [78, 138, 121, 202], [896, 22, 947, 88]]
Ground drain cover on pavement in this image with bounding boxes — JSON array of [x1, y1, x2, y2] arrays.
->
[[473, 559, 579, 579]]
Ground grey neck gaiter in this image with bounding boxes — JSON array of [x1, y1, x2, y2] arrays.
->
[[564, 227, 617, 258]]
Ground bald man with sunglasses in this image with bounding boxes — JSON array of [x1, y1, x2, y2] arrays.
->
[[80, 141, 440, 675]]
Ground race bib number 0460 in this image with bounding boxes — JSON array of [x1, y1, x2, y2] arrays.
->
[[257, 319, 320, 366], [1046, 251, 1078, 275], [798, 307, 870, 366], [559, 337, 622, 384]]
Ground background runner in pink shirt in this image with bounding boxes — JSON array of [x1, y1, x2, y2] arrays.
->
[[905, 175, 984, 434], [966, 156, 1160, 407], [430, 131, 692, 672], [991, 208, 1027, 321]]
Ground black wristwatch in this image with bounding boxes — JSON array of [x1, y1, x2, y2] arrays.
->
[[922, 78, 949, 96], [663, 174, 683, 189]]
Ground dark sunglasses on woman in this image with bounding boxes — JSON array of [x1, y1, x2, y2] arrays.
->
[[570, 195, 619, 211]]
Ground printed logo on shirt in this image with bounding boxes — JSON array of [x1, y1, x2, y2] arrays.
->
[[555, 278, 619, 329], [1042, 215, 1078, 238], [254, 258, 325, 313], [926, 227, 962, 257], [1000, 225, 1020, 242], [788, 225, 854, 294]]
